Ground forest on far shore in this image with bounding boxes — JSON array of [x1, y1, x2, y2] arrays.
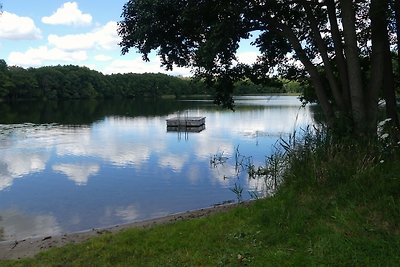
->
[[0, 60, 301, 101]]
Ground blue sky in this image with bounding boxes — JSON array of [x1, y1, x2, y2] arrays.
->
[[0, 1, 258, 76]]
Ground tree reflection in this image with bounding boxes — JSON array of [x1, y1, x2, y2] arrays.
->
[[0, 215, 3, 241], [0, 98, 206, 124]]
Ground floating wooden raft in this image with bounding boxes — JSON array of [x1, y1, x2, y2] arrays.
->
[[166, 116, 205, 127], [166, 116, 206, 132]]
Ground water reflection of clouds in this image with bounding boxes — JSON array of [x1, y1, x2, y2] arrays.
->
[[193, 138, 234, 160], [98, 205, 140, 226], [0, 118, 166, 190], [115, 205, 139, 222], [0, 210, 62, 241], [210, 106, 313, 138], [0, 97, 318, 241], [186, 165, 201, 184], [158, 153, 189, 172], [52, 163, 100, 186], [0, 101, 314, 192], [0, 152, 48, 191], [55, 122, 153, 167], [57, 141, 152, 167], [108, 145, 151, 167], [209, 164, 238, 186]]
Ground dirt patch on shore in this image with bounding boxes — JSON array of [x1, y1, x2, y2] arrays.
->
[[0, 203, 244, 260]]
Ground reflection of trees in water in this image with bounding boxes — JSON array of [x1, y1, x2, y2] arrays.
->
[[0, 98, 206, 125], [0, 215, 3, 241]]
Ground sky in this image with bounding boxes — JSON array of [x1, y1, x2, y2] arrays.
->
[[0, 1, 258, 76]]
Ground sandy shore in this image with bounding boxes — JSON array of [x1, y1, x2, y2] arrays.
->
[[0, 203, 242, 260]]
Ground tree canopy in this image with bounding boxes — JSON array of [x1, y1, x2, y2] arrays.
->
[[0, 61, 288, 101], [119, 0, 400, 136], [0, 62, 193, 100]]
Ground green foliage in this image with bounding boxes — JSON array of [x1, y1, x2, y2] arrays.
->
[[7, 67, 39, 99], [119, 0, 276, 107], [280, 79, 303, 94], [233, 79, 290, 95], [0, 61, 202, 101], [117, 0, 324, 104], [0, 60, 292, 101]]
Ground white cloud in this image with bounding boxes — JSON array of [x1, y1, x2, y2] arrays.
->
[[42, 2, 92, 26], [48, 21, 120, 51], [103, 58, 160, 74], [8, 46, 88, 67], [95, 21, 120, 50], [95, 54, 113, 62], [0, 11, 41, 40], [48, 33, 95, 51], [103, 57, 192, 76], [236, 51, 260, 65]]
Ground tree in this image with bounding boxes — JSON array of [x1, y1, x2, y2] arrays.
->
[[0, 59, 14, 98], [8, 66, 39, 99], [118, 0, 400, 136]]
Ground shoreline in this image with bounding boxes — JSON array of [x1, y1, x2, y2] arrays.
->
[[0, 202, 245, 260]]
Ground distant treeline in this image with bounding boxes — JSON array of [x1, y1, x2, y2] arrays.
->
[[0, 59, 301, 101]]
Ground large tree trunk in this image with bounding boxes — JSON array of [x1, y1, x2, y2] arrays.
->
[[303, 2, 346, 114], [383, 45, 400, 131], [394, 0, 400, 76], [326, 0, 351, 111], [370, 0, 400, 136], [340, 0, 368, 135], [279, 24, 335, 126], [368, 0, 387, 134], [383, 33, 400, 132]]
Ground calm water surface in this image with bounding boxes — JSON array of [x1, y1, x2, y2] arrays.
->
[[0, 96, 315, 241]]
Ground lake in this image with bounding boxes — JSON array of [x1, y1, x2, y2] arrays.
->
[[0, 95, 315, 242]]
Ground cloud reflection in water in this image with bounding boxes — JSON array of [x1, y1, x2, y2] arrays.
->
[[52, 163, 100, 186], [158, 153, 189, 172], [0, 152, 48, 191], [0, 96, 316, 241], [0, 209, 62, 241], [115, 205, 139, 222]]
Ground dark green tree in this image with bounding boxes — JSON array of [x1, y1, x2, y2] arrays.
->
[[8, 66, 39, 99], [0, 60, 194, 101], [118, 0, 399, 136], [0, 60, 14, 98]]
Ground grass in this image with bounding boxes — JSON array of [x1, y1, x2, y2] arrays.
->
[[1, 130, 400, 266]]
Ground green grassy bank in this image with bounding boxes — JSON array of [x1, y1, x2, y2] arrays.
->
[[1, 132, 399, 266]]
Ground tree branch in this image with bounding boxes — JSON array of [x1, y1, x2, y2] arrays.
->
[[326, 0, 351, 110], [302, 0, 346, 113], [277, 22, 335, 124], [340, 0, 367, 134]]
